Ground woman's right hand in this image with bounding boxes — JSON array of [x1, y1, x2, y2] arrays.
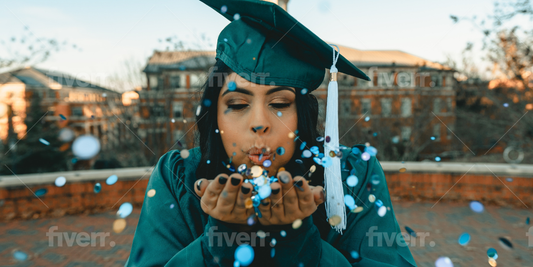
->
[[194, 173, 254, 224]]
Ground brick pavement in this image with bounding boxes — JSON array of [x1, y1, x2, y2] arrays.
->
[[0, 201, 532, 267]]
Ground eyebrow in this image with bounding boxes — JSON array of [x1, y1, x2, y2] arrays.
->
[[222, 86, 295, 97]]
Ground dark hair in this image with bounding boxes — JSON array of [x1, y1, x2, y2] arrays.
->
[[195, 59, 325, 186]]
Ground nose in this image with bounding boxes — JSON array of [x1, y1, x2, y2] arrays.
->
[[249, 105, 270, 136]]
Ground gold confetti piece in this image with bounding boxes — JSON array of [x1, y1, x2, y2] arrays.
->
[[292, 219, 303, 229], [113, 219, 127, 233], [309, 165, 316, 173], [352, 206, 364, 213], [250, 165, 263, 178], [368, 194, 376, 203], [147, 189, 156, 198], [399, 167, 406, 173], [180, 149, 190, 159], [220, 130, 224, 134], [257, 230, 266, 238], [288, 132, 295, 138], [277, 167, 285, 173], [245, 198, 253, 209], [488, 258, 497, 267], [328, 215, 341, 226]]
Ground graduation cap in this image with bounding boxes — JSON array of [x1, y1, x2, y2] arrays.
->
[[201, 0, 370, 233]]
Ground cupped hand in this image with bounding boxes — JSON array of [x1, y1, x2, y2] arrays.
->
[[257, 171, 325, 226], [195, 173, 254, 224]]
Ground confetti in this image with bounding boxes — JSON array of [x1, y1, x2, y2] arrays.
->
[[503, 103, 509, 107], [364, 146, 377, 156], [300, 88, 308, 94], [250, 166, 263, 177], [405, 226, 417, 237], [171, 119, 175, 123], [498, 237, 513, 250], [94, 183, 101, 193], [106, 175, 118, 185], [352, 206, 364, 213], [350, 251, 359, 260], [180, 149, 190, 159], [435, 256, 453, 267], [271, 248, 275, 258], [263, 160, 272, 168], [435, 156, 441, 162], [288, 132, 295, 138], [39, 138, 50, 145], [325, 136, 330, 143], [59, 114, 67, 120], [13, 251, 28, 261], [203, 99, 212, 107], [368, 194, 376, 203], [399, 167, 406, 173], [280, 230, 287, 237], [469, 201, 484, 213], [117, 202, 133, 218], [58, 128, 75, 142], [245, 198, 253, 209], [35, 188, 47, 197], [258, 186, 272, 199], [487, 248, 498, 259], [292, 219, 303, 229], [328, 215, 341, 226], [347, 175, 358, 187], [361, 152, 371, 161], [302, 150, 312, 158], [309, 165, 316, 173], [377, 206, 387, 217], [431, 136, 436, 140], [247, 216, 255, 226], [371, 174, 380, 185], [458, 233, 470, 246], [113, 219, 127, 233], [234, 244, 254, 266], [228, 81, 237, 91], [488, 258, 497, 267], [316, 137, 324, 142], [55, 176, 66, 187], [147, 189, 156, 198], [170, 204, 175, 209], [233, 13, 241, 20], [221, 5, 228, 13], [344, 195, 355, 210], [72, 135, 101, 159], [277, 111, 282, 117], [364, 116, 370, 121]]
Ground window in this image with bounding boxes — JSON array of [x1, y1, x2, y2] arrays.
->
[[431, 75, 442, 87], [361, 99, 371, 115], [157, 77, 164, 90], [151, 106, 165, 117], [433, 98, 442, 114], [381, 98, 392, 117], [71, 106, 83, 116], [173, 102, 183, 119], [401, 126, 411, 141], [170, 76, 181, 88], [341, 99, 352, 117], [433, 124, 441, 141], [174, 130, 185, 144], [400, 98, 411, 117], [446, 98, 453, 113], [378, 72, 395, 87]]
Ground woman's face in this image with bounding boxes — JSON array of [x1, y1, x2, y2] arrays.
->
[[217, 72, 297, 177]]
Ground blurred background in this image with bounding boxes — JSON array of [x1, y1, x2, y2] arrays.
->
[[0, 0, 532, 266]]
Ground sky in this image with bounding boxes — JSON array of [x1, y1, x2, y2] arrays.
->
[[0, 0, 499, 91]]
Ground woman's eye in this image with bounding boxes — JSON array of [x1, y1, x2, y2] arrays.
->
[[271, 103, 291, 109], [227, 104, 248, 110]]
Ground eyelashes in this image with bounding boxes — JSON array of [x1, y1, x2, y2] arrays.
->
[[227, 103, 291, 111]]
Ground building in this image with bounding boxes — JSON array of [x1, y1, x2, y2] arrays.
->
[[0, 67, 133, 166], [135, 0, 457, 161]]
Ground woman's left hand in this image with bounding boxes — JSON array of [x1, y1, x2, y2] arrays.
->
[[257, 171, 325, 226]]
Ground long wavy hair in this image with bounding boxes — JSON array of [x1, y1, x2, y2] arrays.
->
[[195, 59, 325, 186]]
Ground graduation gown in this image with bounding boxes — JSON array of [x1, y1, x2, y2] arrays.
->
[[125, 145, 417, 267]]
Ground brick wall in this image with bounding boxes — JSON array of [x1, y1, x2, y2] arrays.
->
[[1, 168, 531, 221]]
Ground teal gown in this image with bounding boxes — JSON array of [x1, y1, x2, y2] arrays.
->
[[125, 145, 417, 266]]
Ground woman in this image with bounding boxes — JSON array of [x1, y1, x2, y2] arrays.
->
[[126, 1, 417, 266]]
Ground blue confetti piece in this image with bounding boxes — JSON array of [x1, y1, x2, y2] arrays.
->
[[276, 147, 285, 156], [39, 138, 50, 145], [458, 233, 470, 246], [117, 202, 133, 218], [106, 175, 118, 185], [59, 114, 67, 120], [235, 244, 254, 266], [35, 188, 47, 197], [405, 226, 417, 237], [228, 81, 237, 91], [300, 142, 306, 150], [435, 156, 441, 162], [310, 146, 319, 155], [94, 183, 101, 193]]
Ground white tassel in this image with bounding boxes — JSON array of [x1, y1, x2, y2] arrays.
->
[[324, 44, 346, 233]]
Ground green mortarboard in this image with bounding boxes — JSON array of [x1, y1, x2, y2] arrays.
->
[[201, 0, 370, 233], [200, 0, 370, 91]]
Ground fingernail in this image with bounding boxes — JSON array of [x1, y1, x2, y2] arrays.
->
[[279, 173, 290, 184], [272, 188, 280, 194], [293, 180, 304, 191], [261, 200, 270, 206], [218, 176, 228, 185], [241, 186, 251, 194], [196, 180, 202, 191], [231, 177, 241, 186]]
